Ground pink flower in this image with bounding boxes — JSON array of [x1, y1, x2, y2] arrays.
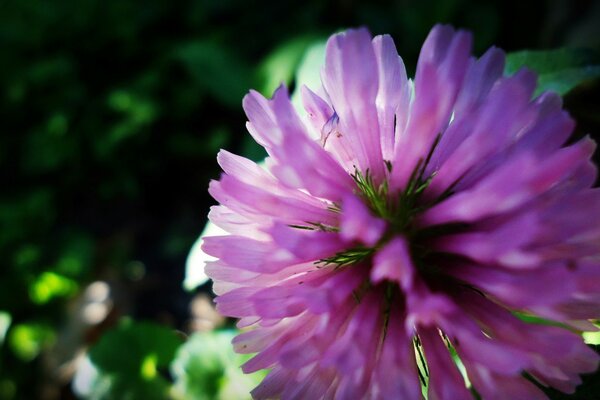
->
[[203, 25, 600, 399]]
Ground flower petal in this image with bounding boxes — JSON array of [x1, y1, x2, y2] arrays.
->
[[322, 28, 385, 180], [391, 25, 472, 191], [371, 236, 415, 289], [340, 195, 386, 246]]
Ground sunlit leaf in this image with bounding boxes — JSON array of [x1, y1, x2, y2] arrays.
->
[[8, 323, 55, 361], [291, 39, 327, 111], [505, 48, 600, 96], [12, 244, 40, 269], [583, 322, 600, 345], [583, 331, 600, 345], [94, 90, 158, 157], [171, 330, 266, 400], [86, 319, 182, 400], [258, 35, 322, 95], [54, 233, 94, 277], [184, 217, 229, 291], [28, 272, 78, 304], [0, 379, 16, 399], [176, 40, 254, 107], [0, 311, 11, 346]]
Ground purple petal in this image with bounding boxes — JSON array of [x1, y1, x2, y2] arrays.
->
[[420, 137, 595, 226], [371, 236, 415, 289], [251, 368, 292, 400], [340, 195, 386, 246], [433, 212, 542, 268], [372, 305, 422, 400], [425, 46, 505, 176], [372, 34, 410, 160], [455, 46, 506, 113], [242, 89, 282, 150], [419, 326, 473, 400], [391, 25, 472, 191], [209, 175, 338, 227], [322, 28, 385, 180], [269, 223, 347, 260], [202, 235, 296, 273], [425, 68, 537, 197], [301, 85, 334, 140]]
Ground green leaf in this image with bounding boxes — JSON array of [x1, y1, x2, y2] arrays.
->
[[170, 330, 266, 400], [0, 312, 11, 346], [505, 48, 600, 96], [87, 319, 183, 400], [291, 39, 327, 111], [8, 323, 55, 361], [583, 321, 600, 345], [28, 272, 78, 304], [176, 40, 254, 107], [258, 35, 322, 96]]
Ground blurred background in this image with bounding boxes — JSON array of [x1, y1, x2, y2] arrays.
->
[[1, 0, 599, 399]]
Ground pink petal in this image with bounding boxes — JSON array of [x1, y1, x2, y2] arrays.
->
[[372, 34, 410, 160], [425, 68, 537, 197], [391, 25, 472, 191], [419, 326, 473, 400], [340, 195, 386, 246], [371, 236, 415, 289], [322, 28, 385, 180]]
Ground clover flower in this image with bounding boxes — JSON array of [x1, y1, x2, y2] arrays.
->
[[202, 25, 600, 399]]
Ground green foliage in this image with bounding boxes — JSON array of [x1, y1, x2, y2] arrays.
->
[[0, 312, 11, 346], [83, 326, 265, 400], [258, 35, 323, 95], [176, 40, 254, 107], [171, 330, 266, 400], [505, 48, 600, 96], [291, 40, 327, 110], [583, 322, 600, 345], [0, 0, 598, 398], [29, 272, 78, 304], [8, 323, 55, 362], [86, 320, 182, 400]]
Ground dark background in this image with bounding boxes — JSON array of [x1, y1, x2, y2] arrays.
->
[[1, 0, 599, 398]]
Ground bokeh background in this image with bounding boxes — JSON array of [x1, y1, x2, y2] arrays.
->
[[1, 0, 600, 399]]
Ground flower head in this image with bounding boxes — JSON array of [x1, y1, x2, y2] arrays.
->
[[203, 25, 600, 399]]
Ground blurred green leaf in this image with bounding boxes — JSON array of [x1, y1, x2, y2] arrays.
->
[[167, 127, 230, 158], [28, 272, 78, 305], [22, 118, 77, 173], [170, 330, 266, 400], [0, 312, 11, 346], [12, 244, 41, 269], [583, 331, 600, 345], [176, 40, 254, 107], [0, 379, 16, 400], [505, 48, 600, 96], [258, 35, 322, 95], [291, 39, 327, 111], [26, 56, 75, 85], [237, 37, 327, 162], [8, 323, 55, 361], [94, 90, 158, 157], [583, 322, 600, 345], [87, 319, 182, 400], [54, 232, 94, 277], [0, 189, 55, 247]]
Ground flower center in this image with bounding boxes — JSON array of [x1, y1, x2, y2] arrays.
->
[[316, 161, 440, 270], [352, 166, 431, 233]]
